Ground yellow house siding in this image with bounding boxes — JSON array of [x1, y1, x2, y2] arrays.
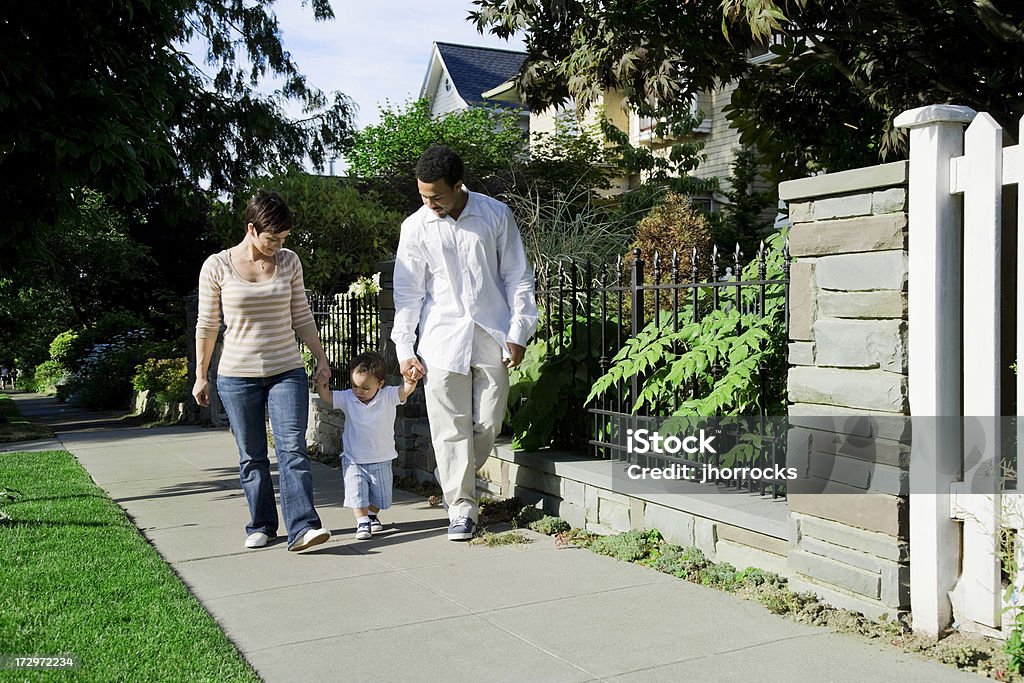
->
[[529, 106, 563, 147], [696, 82, 742, 193], [522, 84, 769, 204]]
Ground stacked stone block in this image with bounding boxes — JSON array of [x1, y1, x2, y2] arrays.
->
[[307, 396, 345, 456], [780, 160, 911, 618]]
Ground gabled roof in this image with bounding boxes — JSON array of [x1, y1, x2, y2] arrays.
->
[[420, 42, 527, 111]]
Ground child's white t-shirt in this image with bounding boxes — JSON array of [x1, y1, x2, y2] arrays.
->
[[330, 385, 405, 464]]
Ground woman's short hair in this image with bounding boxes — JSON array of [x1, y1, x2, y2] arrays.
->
[[415, 145, 464, 188], [244, 189, 293, 235], [349, 351, 387, 382]]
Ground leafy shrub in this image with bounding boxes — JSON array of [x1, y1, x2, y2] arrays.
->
[[345, 98, 527, 200], [48, 330, 80, 369], [520, 114, 614, 199], [706, 147, 776, 257], [649, 545, 711, 579], [588, 528, 662, 563], [507, 315, 620, 451], [754, 584, 817, 615], [528, 515, 571, 536], [625, 192, 716, 283], [512, 505, 545, 528], [588, 230, 789, 419], [14, 368, 35, 391], [696, 561, 741, 590], [60, 311, 150, 372], [132, 357, 189, 404], [31, 360, 67, 394], [69, 329, 150, 409]]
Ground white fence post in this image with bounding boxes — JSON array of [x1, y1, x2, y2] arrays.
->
[[955, 113, 1004, 628], [894, 104, 976, 638]]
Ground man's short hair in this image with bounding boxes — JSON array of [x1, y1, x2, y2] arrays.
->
[[349, 351, 387, 382], [244, 189, 293, 235], [415, 145, 464, 188]]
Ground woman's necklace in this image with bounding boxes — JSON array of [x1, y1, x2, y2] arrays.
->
[[237, 246, 270, 271]]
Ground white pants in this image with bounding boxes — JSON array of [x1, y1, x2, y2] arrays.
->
[[423, 326, 509, 522]]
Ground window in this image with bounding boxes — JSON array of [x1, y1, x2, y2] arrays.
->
[[637, 94, 711, 139]]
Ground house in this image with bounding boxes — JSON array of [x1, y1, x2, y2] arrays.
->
[[482, 51, 779, 208], [418, 41, 529, 132], [416, 41, 770, 212]]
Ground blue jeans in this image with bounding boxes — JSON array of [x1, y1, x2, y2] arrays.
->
[[216, 367, 322, 546]]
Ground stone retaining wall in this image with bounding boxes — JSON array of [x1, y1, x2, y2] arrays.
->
[[779, 160, 910, 617]]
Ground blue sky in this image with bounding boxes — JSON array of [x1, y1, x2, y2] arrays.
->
[[266, 1, 525, 128]]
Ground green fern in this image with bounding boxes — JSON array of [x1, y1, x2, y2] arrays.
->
[[588, 231, 788, 421]]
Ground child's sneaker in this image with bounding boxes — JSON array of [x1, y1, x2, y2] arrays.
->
[[368, 515, 384, 533], [354, 521, 372, 540]]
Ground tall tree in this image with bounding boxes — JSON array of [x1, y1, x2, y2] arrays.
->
[[0, 0, 354, 267], [343, 98, 528, 209], [470, 1, 756, 122], [471, 0, 1024, 179], [210, 171, 404, 294]]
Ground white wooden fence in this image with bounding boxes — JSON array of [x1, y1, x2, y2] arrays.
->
[[896, 105, 1024, 638]]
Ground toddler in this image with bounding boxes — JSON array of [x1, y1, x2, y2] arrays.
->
[[314, 351, 418, 539]]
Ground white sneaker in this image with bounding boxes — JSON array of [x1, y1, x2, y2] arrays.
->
[[288, 527, 331, 552], [245, 532, 271, 549]]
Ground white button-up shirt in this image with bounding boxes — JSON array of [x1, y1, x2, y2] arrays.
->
[[392, 189, 539, 374]]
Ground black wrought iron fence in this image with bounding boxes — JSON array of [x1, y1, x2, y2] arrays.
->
[[307, 291, 380, 391], [510, 239, 791, 496]]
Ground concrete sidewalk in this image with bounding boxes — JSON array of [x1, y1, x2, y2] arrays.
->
[[10, 392, 981, 682]]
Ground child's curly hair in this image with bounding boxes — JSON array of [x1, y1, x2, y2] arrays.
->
[[349, 351, 387, 382]]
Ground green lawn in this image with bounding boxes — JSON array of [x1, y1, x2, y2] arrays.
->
[[0, 394, 54, 443], [0, 450, 261, 682]]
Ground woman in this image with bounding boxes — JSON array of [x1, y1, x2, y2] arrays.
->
[[193, 189, 332, 552]]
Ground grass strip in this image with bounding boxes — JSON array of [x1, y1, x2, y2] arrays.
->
[[0, 450, 260, 682], [0, 394, 54, 443]]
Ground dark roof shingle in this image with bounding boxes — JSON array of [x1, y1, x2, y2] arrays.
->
[[435, 42, 527, 109]]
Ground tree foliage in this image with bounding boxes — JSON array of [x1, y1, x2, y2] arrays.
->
[[471, 0, 1024, 179], [588, 230, 789, 418], [708, 147, 776, 256], [524, 114, 613, 197], [0, 0, 355, 265], [343, 98, 527, 208], [211, 172, 403, 294], [470, 0, 755, 121]]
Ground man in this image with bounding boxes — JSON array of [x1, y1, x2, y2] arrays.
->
[[392, 145, 538, 541]]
